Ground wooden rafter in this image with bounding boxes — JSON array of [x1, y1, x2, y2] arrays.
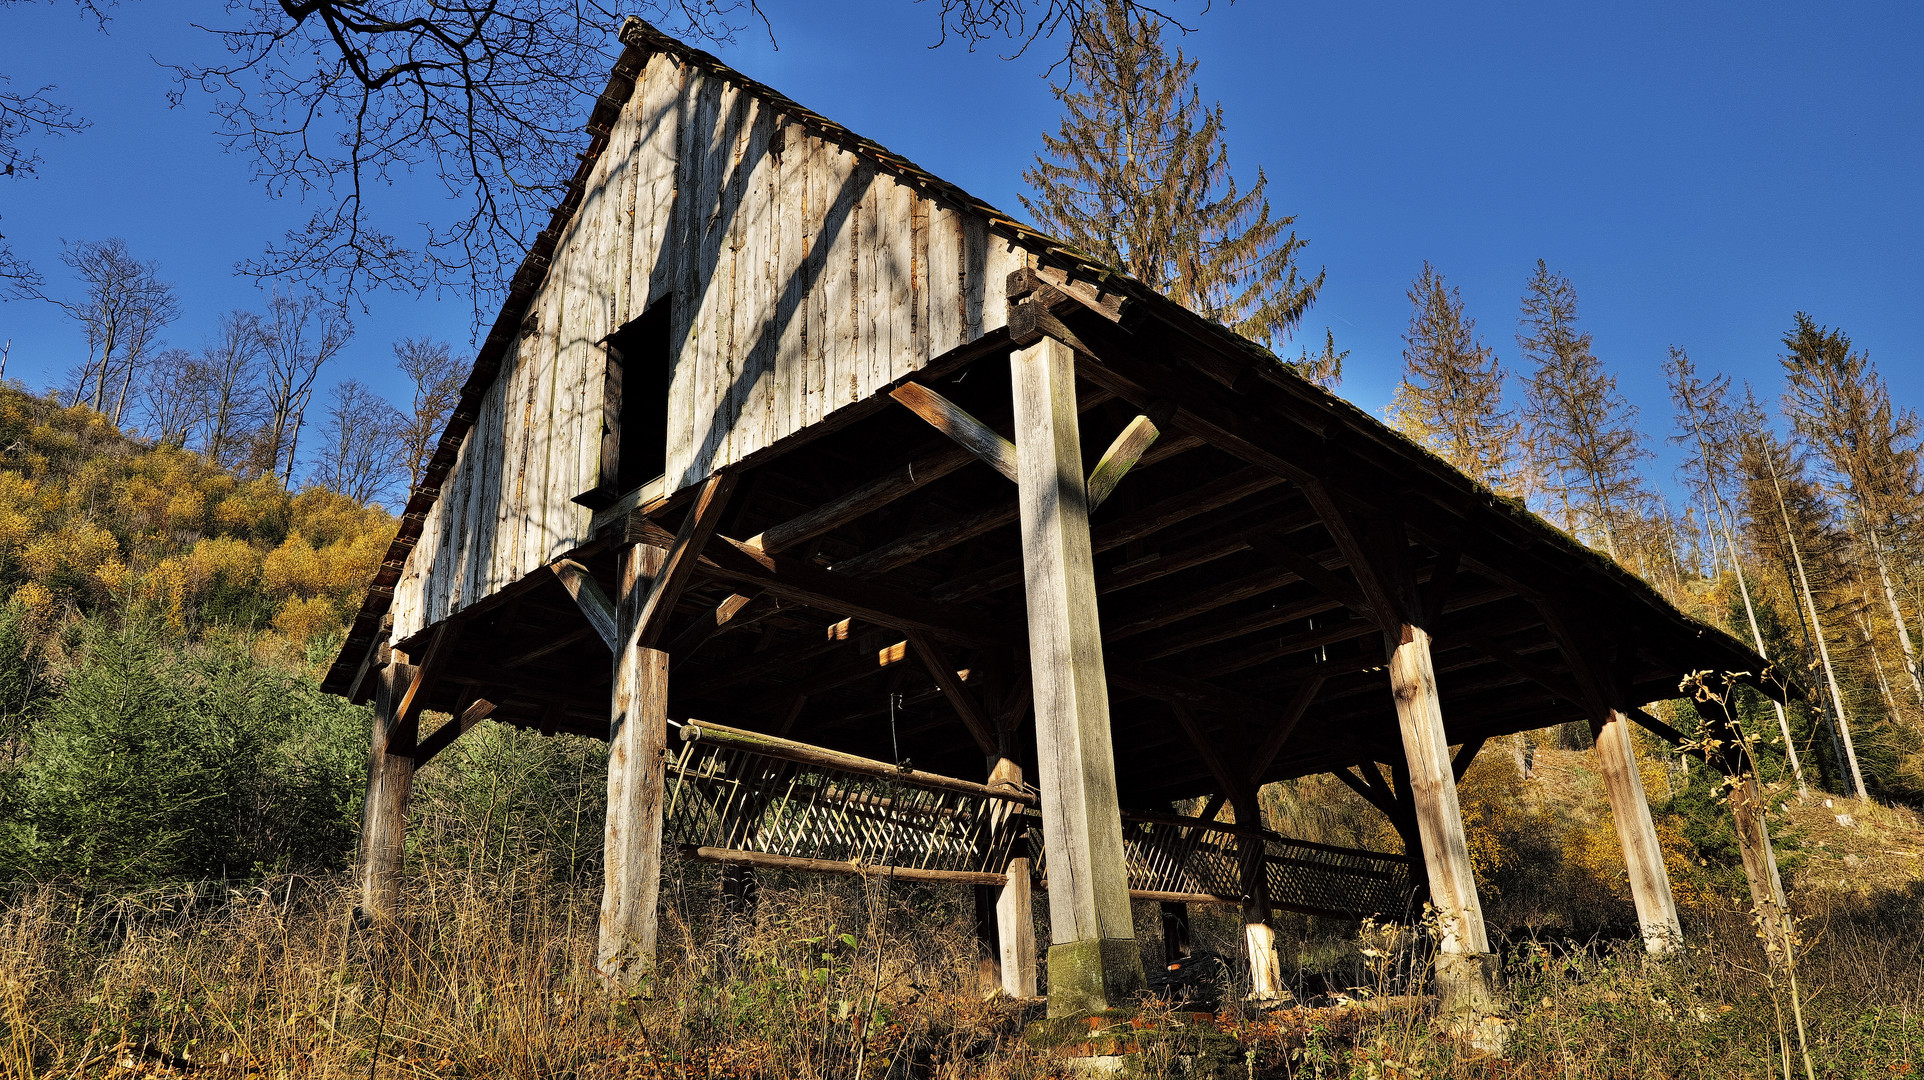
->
[[889, 382, 1019, 482]]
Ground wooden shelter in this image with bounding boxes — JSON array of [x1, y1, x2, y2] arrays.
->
[[326, 18, 1779, 1015]]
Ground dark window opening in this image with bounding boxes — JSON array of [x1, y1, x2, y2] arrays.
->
[[606, 300, 672, 492]]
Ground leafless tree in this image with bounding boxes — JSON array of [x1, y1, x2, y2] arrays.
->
[[309, 377, 404, 504], [258, 291, 354, 485], [142, 346, 205, 449], [392, 336, 465, 493], [52, 239, 181, 425], [164, 1, 1207, 315], [194, 309, 269, 470]]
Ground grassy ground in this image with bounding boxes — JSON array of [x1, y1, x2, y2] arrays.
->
[[4, 742, 1922, 1079]]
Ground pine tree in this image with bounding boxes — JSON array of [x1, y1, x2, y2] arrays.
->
[[1021, 3, 1323, 351], [1518, 260, 1649, 558], [1388, 262, 1517, 489], [1289, 328, 1346, 390], [1778, 313, 1924, 716]]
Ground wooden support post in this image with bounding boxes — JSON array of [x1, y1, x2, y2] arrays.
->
[[597, 543, 670, 991], [1387, 625, 1494, 1005], [989, 757, 1038, 998], [1159, 901, 1191, 964], [1595, 709, 1683, 954], [1009, 333, 1145, 1015], [1233, 791, 1285, 1000], [1312, 492, 1493, 1009], [357, 654, 414, 924]]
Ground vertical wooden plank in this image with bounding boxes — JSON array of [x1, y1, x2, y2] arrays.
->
[[597, 544, 670, 989], [1009, 333, 1144, 1017], [663, 65, 704, 485], [962, 211, 989, 341], [822, 146, 857, 414], [982, 234, 1024, 335], [927, 202, 962, 357], [774, 119, 807, 444], [357, 658, 414, 923], [908, 190, 930, 373], [885, 177, 913, 381], [1595, 710, 1682, 953]]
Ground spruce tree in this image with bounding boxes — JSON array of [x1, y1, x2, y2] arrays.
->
[[1518, 259, 1649, 558], [1021, 3, 1324, 351], [1778, 313, 1924, 715], [1388, 262, 1516, 489]]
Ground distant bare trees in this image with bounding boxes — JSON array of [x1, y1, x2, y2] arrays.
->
[[257, 292, 353, 485], [310, 379, 403, 504], [391, 337, 466, 493], [53, 240, 181, 425]]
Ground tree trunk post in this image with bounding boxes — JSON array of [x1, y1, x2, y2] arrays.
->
[[1009, 333, 1145, 1016], [1594, 708, 1683, 954], [988, 756, 1039, 998], [357, 653, 414, 924], [1727, 757, 1795, 967], [1387, 625, 1495, 1009], [597, 544, 670, 991]]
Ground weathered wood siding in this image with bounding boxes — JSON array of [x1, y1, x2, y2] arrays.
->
[[391, 49, 1028, 641]]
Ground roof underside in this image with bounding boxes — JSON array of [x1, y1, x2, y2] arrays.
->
[[325, 18, 1772, 806]]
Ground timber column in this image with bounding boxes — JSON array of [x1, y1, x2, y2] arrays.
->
[[987, 757, 1038, 998], [1594, 708, 1682, 954], [1009, 332, 1146, 1016], [1386, 624, 1495, 1006], [597, 544, 670, 990], [1233, 791, 1285, 999], [357, 652, 414, 923]]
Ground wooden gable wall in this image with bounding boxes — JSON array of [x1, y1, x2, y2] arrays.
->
[[390, 49, 1032, 641]]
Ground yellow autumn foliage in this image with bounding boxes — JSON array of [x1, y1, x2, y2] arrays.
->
[[0, 385, 395, 649]]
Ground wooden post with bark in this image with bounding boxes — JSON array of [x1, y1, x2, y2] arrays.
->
[[1009, 330, 1146, 1015], [356, 652, 413, 924], [597, 544, 670, 990]]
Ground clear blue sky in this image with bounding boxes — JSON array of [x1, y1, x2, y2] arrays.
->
[[2, 1, 1919, 494]]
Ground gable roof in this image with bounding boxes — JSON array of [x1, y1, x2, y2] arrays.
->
[[325, 16, 1770, 707]]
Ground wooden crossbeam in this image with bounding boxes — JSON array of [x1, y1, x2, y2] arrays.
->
[[551, 560, 620, 651], [1138, 595, 1349, 662], [415, 697, 499, 766], [906, 631, 998, 756], [503, 626, 596, 668], [1086, 413, 1162, 511], [392, 621, 459, 752], [1248, 675, 1326, 783], [667, 592, 771, 663], [1247, 535, 1372, 618], [677, 533, 1005, 646], [632, 473, 736, 650], [830, 503, 1018, 578], [889, 382, 1018, 482], [747, 446, 976, 555], [1450, 736, 1486, 783], [1169, 704, 1248, 802], [1468, 635, 1584, 706]]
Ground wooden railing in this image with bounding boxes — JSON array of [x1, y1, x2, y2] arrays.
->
[[663, 720, 1414, 920]]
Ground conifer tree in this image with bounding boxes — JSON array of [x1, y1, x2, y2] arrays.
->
[[1021, 3, 1323, 351], [1518, 260, 1649, 558], [1667, 347, 1806, 791], [1290, 329, 1346, 390], [1388, 262, 1516, 489], [1778, 313, 1924, 715]]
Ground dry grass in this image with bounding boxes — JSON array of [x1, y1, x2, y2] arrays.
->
[[3, 850, 1921, 1078]]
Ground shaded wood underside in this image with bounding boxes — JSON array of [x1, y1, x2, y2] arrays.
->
[[391, 309, 1764, 808]]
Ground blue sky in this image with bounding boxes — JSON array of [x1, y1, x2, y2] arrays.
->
[[1, 1, 1919, 493]]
